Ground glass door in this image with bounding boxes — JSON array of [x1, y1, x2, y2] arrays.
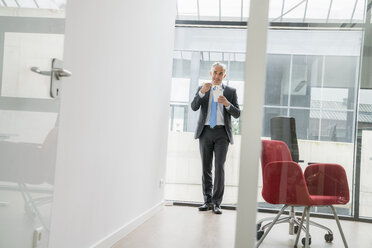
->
[[357, 6, 372, 219], [254, 0, 367, 219], [0, 1, 66, 247]]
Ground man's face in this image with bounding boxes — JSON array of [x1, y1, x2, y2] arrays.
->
[[210, 66, 226, 85]]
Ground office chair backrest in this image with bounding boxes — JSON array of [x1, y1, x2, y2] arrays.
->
[[270, 116, 300, 163], [261, 140, 292, 174], [261, 140, 313, 205]]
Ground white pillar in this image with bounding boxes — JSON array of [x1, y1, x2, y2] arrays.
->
[[235, 0, 270, 247]]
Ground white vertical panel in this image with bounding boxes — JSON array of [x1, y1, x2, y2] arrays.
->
[[235, 0, 269, 247], [49, 0, 176, 247]]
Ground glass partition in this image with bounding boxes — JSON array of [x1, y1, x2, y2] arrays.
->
[[166, 27, 362, 217], [0, 2, 65, 247], [168, 0, 372, 236], [168, 1, 372, 248]]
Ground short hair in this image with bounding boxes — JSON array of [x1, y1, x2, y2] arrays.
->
[[211, 62, 226, 73]]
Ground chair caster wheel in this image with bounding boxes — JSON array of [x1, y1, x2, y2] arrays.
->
[[294, 225, 299, 234], [257, 230, 264, 240], [257, 223, 261, 231], [325, 233, 333, 242], [301, 237, 311, 245]]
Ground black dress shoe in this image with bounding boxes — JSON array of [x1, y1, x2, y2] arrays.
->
[[198, 203, 212, 211], [213, 204, 222, 214]]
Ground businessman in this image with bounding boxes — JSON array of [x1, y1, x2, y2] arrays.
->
[[191, 62, 240, 214]]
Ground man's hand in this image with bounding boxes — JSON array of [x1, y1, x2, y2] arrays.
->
[[200, 82, 212, 94], [218, 96, 230, 107]]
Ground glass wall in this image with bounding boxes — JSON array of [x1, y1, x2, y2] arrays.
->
[[167, 29, 362, 216], [263, 54, 358, 143], [167, 0, 372, 222], [0, 2, 65, 247], [359, 89, 372, 218]]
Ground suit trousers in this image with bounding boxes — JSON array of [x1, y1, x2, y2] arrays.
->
[[199, 126, 229, 206]]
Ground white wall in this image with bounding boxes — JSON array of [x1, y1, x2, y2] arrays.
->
[[48, 0, 176, 247]]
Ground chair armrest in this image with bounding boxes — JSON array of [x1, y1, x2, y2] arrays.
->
[[304, 163, 349, 201], [308, 162, 320, 165], [262, 161, 313, 206]]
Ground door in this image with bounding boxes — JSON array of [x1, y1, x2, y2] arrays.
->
[[0, 2, 67, 247]]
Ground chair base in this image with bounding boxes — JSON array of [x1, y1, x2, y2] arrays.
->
[[257, 206, 333, 239], [256, 205, 348, 248]]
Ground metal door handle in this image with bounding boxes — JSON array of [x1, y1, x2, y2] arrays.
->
[[31, 67, 51, 76], [31, 67, 72, 79], [30, 59, 72, 98], [53, 68, 72, 79]]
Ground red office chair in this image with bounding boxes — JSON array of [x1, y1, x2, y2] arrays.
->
[[256, 140, 349, 248]]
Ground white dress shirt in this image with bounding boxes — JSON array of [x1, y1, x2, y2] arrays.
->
[[199, 85, 231, 126]]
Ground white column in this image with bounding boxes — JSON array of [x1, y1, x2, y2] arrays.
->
[[235, 0, 270, 247]]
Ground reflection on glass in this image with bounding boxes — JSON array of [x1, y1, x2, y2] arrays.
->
[[0, 5, 64, 246], [0, 111, 58, 248]]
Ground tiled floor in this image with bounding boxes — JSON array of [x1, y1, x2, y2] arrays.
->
[[113, 205, 372, 248]]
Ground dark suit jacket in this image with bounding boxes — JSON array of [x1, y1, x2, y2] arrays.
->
[[191, 84, 240, 144]]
